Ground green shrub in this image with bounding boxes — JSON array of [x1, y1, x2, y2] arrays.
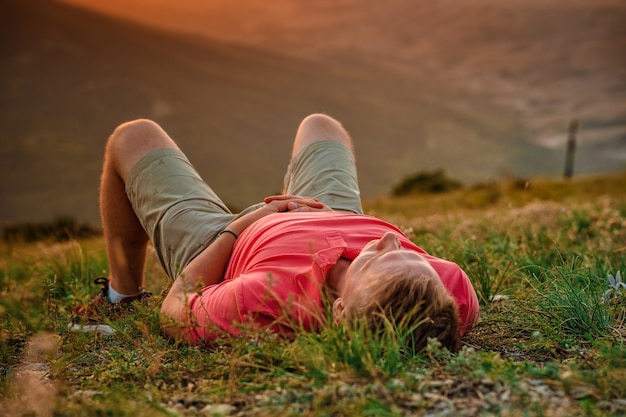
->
[[391, 169, 462, 196], [2, 216, 101, 242]]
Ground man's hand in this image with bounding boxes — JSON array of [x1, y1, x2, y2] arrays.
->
[[225, 196, 328, 241], [263, 195, 333, 212]]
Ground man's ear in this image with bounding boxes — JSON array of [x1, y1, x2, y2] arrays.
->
[[332, 297, 345, 324]]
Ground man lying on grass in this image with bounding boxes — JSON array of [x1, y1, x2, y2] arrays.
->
[[75, 113, 479, 353]]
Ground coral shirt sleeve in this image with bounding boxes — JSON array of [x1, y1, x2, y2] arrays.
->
[[425, 255, 480, 336]]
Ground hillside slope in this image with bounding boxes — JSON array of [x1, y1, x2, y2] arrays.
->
[[60, 0, 626, 152], [2, 0, 622, 226]]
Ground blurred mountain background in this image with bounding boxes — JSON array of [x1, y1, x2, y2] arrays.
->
[[2, 0, 625, 226]]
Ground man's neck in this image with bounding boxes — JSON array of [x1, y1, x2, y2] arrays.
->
[[326, 257, 350, 298]]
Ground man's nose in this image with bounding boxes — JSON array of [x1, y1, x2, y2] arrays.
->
[[376, 231, 400, 250]]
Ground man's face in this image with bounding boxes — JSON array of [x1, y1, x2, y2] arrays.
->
[[333, 231, 440, 320]]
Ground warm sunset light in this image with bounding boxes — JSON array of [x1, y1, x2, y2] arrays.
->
[[4, 0, 626, 226], [3, 2, 626, 416], [57, 0, 292, 44]]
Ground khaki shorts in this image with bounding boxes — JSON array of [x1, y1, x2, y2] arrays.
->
[[126, 141, 362, 280]]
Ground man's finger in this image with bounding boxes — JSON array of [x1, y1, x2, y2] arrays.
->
[[264, 195, 319, 203]]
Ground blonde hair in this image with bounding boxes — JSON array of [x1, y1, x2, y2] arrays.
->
[[345, 269, 460, 353]]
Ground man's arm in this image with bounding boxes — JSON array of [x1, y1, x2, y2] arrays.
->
[[159, 195, 327, 340]]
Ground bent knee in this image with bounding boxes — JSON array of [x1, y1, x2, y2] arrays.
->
[[299, 114, 344, 137], [293, 113, 353, 155], [110, 119, 163, 145], [106, 119, 178, 177], [108, 119, 176, 152]]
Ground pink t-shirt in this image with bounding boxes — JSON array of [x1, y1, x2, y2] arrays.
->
[[183, 212, 479, 344]]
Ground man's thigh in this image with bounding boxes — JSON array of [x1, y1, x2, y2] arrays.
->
[[126, 148, 236, 279], [283, 141, 363, 214]]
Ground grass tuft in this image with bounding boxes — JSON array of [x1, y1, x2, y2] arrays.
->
[[529, 262, 616, 341]]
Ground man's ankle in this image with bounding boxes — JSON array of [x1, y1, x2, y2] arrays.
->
[[108, 284, 141, 304]]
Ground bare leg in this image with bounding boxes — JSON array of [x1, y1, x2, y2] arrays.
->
[[282, 113, 362, 215], [291, 113, 354, 158], [100, 119, 179, 296]]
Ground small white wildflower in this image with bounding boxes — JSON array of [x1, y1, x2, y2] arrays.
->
[[605, 271, 625, 301]]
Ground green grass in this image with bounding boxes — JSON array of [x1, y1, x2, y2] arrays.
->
[[1, 172, 626, 416]]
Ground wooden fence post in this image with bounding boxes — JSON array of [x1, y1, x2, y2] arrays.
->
[[564, 119, 578, 180]]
